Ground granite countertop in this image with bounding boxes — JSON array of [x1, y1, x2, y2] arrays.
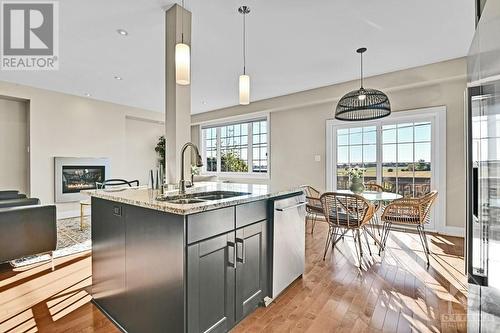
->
[[83, 182, 304, 215]]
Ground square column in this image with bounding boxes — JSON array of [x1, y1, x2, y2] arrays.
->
[[165, 4, 192, 184]]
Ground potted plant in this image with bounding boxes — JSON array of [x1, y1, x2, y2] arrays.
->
[[345, 166, 366, 194], [155, 136, 166, 170]]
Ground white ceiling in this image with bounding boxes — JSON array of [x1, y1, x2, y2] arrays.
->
[[0, 0, 475, 114]]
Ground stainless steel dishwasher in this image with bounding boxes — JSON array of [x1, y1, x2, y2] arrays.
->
[[270, 193, 307, 298]]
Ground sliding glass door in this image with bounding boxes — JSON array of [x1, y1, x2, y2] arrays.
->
[[334, 121, 433, 196], [327, 107, 446, 231]]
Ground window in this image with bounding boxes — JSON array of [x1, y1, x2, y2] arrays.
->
[[205, 127, 217, 172], [220, 123, 249, 172], [382, 122, 432, 197], [201, 118, 268, 175], [326, 106, 447, 231], [336, 126, 377, 189], [334, 122, 432, 196], [252, 120, 268, 173]]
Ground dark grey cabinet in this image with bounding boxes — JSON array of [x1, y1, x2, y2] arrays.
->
[[235, 220, 268, 321], [91, 198, 127, 326], [92, 198, 185, 333], [93, 197, 271, 333], [187, 218, 268, 333], [187, 232, 236, 333]]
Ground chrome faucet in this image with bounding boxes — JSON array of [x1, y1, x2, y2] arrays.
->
[[179, 142, 204, 194]]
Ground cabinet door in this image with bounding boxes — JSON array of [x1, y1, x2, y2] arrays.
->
[[91, 198, 127, 324], [187, 232, 236, 333], [235, 220, 268, 322]]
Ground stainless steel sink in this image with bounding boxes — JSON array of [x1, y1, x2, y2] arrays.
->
[[156, 191, 251, 204], [155, 194, 206, 203], [193, 191, 251, 201], [167, 198, 208, 204]]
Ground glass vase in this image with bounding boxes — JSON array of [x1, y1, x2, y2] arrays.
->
[[350, 176, 365, 194]]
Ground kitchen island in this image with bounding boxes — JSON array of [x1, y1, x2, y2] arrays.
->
[[86, 182, 305, 333]]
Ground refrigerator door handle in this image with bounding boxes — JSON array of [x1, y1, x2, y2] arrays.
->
[[467, 87, 489, 287]]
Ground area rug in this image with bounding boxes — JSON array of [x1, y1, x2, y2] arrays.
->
[[10, 215, 91, 268]]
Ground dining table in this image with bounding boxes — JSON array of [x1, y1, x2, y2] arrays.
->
[[336, 189, 403, 248], [336, 189, 402, 202]]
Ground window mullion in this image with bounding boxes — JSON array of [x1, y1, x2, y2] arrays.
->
[[362, 135, 367, 177], [376, 124, 382, 185], [412, 123, 416, 196], [201, 130, 205, 173], [216, 127, 221, 173], [395, 124, 399, 194], [248, 122, 253, 174]]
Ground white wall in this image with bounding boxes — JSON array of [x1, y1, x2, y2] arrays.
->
[[0, 81, 164, 217], [0, 97, 29, 194], [125, 116, 165, 185], [192, 58, 467, 232]]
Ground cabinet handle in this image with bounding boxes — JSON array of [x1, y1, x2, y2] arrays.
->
[[236, 238, 245, 264], [275, 202, 306, 212], [227, 241, 237, 269]]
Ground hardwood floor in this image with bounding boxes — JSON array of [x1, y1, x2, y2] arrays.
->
[[233, 222, 466, 333], [0, 221, 466, 333]]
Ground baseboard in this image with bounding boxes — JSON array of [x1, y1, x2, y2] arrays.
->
[[436, 225, 465, 237]]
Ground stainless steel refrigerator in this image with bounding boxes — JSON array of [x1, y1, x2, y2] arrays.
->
[[467, 2, 500, 331]]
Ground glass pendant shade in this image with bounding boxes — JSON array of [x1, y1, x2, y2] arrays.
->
[[239, 74, 250, 105], [175, 42, 190, 85]]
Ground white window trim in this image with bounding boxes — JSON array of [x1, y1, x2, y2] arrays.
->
[[198, 114, 270, 179], [326, 106, 447, 232]]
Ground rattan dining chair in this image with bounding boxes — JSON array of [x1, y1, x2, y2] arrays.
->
[[80, 179, 139, 231], [380, 190, 438, 266], [320, 192, 376, 268], [96, 179, 140, 189], [301, 185, 324, 234]]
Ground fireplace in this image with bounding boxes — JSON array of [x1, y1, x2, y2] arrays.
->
[[55, 157, 110, 202], [62, 165, 105, 193]]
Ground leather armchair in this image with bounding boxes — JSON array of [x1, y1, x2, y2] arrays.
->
[[0, 204, 57, 268]]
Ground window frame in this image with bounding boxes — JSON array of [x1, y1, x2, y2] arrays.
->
[[199, 114, 270, 179], [326, 106, 447, 232]]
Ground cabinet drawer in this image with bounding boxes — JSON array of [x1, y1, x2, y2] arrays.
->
[[187, 207, 235, 244], [236, 200, 267, 228]]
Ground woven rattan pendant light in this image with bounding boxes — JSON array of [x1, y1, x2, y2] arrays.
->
[[335, 48, 391, 121]]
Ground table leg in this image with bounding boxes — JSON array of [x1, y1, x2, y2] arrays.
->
[[80, 203, 84, 231]]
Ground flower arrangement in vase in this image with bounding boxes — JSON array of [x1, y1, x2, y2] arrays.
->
[[345, 166, 366, 194]]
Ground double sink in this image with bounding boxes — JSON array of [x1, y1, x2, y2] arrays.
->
[[156, 190, 251, 204]]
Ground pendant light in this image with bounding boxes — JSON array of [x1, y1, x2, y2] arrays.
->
[[175, 0, 190, 85], [335, 48, 391, 121], [238, 6, 251, 105]]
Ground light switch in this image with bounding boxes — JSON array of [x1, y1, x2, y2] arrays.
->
[[314, 155, 321, 162]]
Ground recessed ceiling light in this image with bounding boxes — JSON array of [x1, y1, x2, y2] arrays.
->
[[84, 92, 91, 97], [117, 29, 128, 36], [114, 75, 123, 80]]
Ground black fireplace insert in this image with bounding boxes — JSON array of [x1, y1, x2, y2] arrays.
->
[[62, 165, 105, 193]]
